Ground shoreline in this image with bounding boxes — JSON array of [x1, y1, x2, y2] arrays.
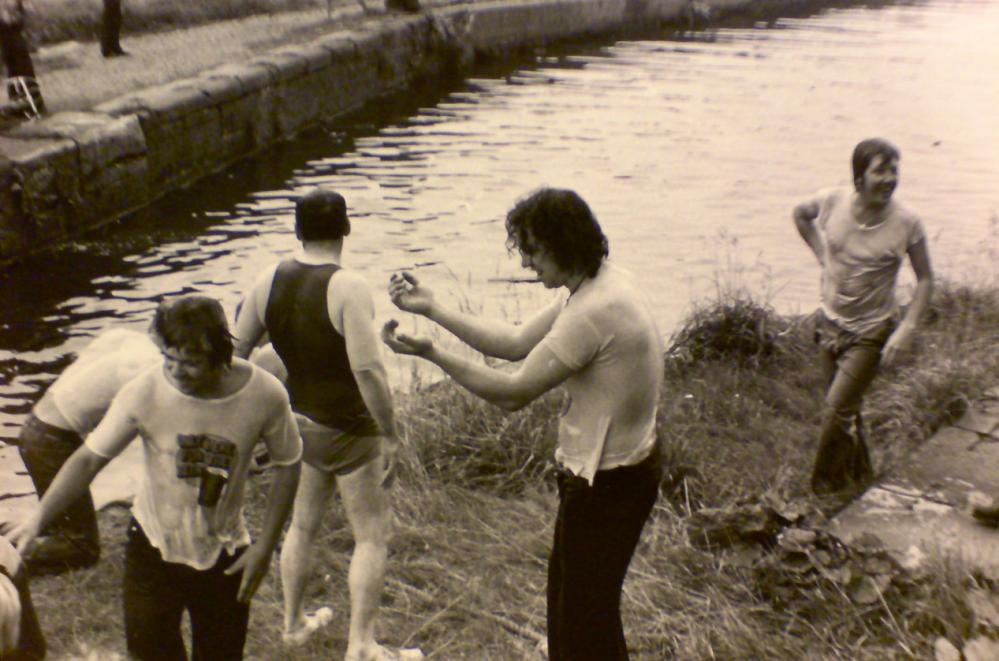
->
[[0, 0, 862, 266]]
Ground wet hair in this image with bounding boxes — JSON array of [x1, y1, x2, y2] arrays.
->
[[852, 138, 900, 190], [151, 296, 233, 369], [295, 189, 351, 241], [505, 188, 608, 278]]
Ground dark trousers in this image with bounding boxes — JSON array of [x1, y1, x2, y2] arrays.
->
[[547, 448, 661, 661], [17, 414, 101, 562], [123, 520, 250, 661], [810, 313, 894, 493], [101, 0, 123, 55], [0, 19, 43, 111]]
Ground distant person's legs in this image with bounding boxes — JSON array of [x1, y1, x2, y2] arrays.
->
[[17, 414, 100, 570], [0, 15, 45, 113], [101, 0, 126, 57]]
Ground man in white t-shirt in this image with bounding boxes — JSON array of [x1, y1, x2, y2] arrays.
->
[[384, 187, 663, 661], [793, 138, 934, 494], [6, 296, 302, 660], [14, 328, 160, 572]]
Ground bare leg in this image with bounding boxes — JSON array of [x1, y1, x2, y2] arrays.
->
[[337, 445, 392, 661], [281, 463, 337, 635]]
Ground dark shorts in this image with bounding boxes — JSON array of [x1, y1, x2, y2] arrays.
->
[[296, 413, 381, 476]]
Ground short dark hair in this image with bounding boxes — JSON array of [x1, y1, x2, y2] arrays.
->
[[152, 296, 233, 369], [852, 138, 900, 189], [505, 188, 608, 278], [295, 189, 351, 241]]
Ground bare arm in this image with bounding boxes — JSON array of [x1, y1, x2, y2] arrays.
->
[[338, 275, 398, 437], [389, 272, 558, 361], [383, 321, 574, 411], [882, 238, 934, 366], [225, 461, 299, 602], [233, 267, 275, 360], [7, 447, 111, 553], [793, 199, 825, 266]]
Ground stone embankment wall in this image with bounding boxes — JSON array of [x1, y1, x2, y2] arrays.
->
[[0, 0, 778, 263]]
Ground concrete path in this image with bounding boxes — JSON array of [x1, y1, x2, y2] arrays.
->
[[31, 0, 466, 114], [830, 386, 999, 578]]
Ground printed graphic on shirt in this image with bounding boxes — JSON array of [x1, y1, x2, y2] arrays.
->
[[176, 433, 238, 507]]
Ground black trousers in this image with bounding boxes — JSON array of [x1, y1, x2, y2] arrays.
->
[[123, 520, 250, 661], [101, 0, 123, 55], [547, 448, 661, 661]]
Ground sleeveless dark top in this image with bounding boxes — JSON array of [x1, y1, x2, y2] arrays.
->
[[264, 259, 377, 435]]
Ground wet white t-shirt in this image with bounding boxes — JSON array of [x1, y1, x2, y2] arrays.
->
[[47, 329, 161, 434], [85, 360, 302, 569], [539, 263, 664, 484], [814, 187, 927, 334]]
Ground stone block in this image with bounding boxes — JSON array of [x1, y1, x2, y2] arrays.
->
[[15, 113, 149, 227], [270, 44, 334, 74], [0, 134, 81, 251]]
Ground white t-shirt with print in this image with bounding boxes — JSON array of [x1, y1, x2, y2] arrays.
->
[[85, 359, 302, 570]]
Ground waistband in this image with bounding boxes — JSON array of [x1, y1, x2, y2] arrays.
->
[[21, 412, 81, 443], [557, 443, 661, 487]]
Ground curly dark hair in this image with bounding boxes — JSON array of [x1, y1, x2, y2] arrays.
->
[[505, 188, 608, 278], [151, 296, 233, 369]]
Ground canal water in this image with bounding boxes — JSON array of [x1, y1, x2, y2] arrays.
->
[[2, 0, 998, 448]]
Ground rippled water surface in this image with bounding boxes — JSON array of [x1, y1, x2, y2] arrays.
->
[[2, 0, 998, 442]]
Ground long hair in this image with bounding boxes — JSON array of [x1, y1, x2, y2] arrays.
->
[[505, 188, 608, 278]]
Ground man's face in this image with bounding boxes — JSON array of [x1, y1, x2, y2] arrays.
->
[[857, 154, 899, 207], [517, 230, 572, 289], [162, 344, 223, 397]]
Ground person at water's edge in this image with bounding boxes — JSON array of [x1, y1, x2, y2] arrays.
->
[[6, 296, 302, 660], [384, 187, 663, 660], [12, 329, 159, 573], [234, 189, 419, 660], [793, 138, 934, 495]]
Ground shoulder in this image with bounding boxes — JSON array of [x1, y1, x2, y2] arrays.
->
[[329, 268, 373, 306], [330, 267, 370, 291], [244, 361, 292, 402], [111, 363, 161, 409], [820, 187, 850, 208], [251, 262, 280, 290]]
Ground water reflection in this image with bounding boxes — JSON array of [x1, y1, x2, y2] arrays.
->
[[1, 0, 997, 442]]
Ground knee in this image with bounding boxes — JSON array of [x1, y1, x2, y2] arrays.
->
[[353, 513, 392, 548], [822, 400, 857, 425]]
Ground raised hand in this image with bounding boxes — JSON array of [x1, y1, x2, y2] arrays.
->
[[381, 320, 432, 357], [388, 272, 434, 316]]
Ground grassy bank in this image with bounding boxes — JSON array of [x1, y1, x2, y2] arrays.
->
[[25, 279, 999, 660], [26, 0, 324, 48]]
